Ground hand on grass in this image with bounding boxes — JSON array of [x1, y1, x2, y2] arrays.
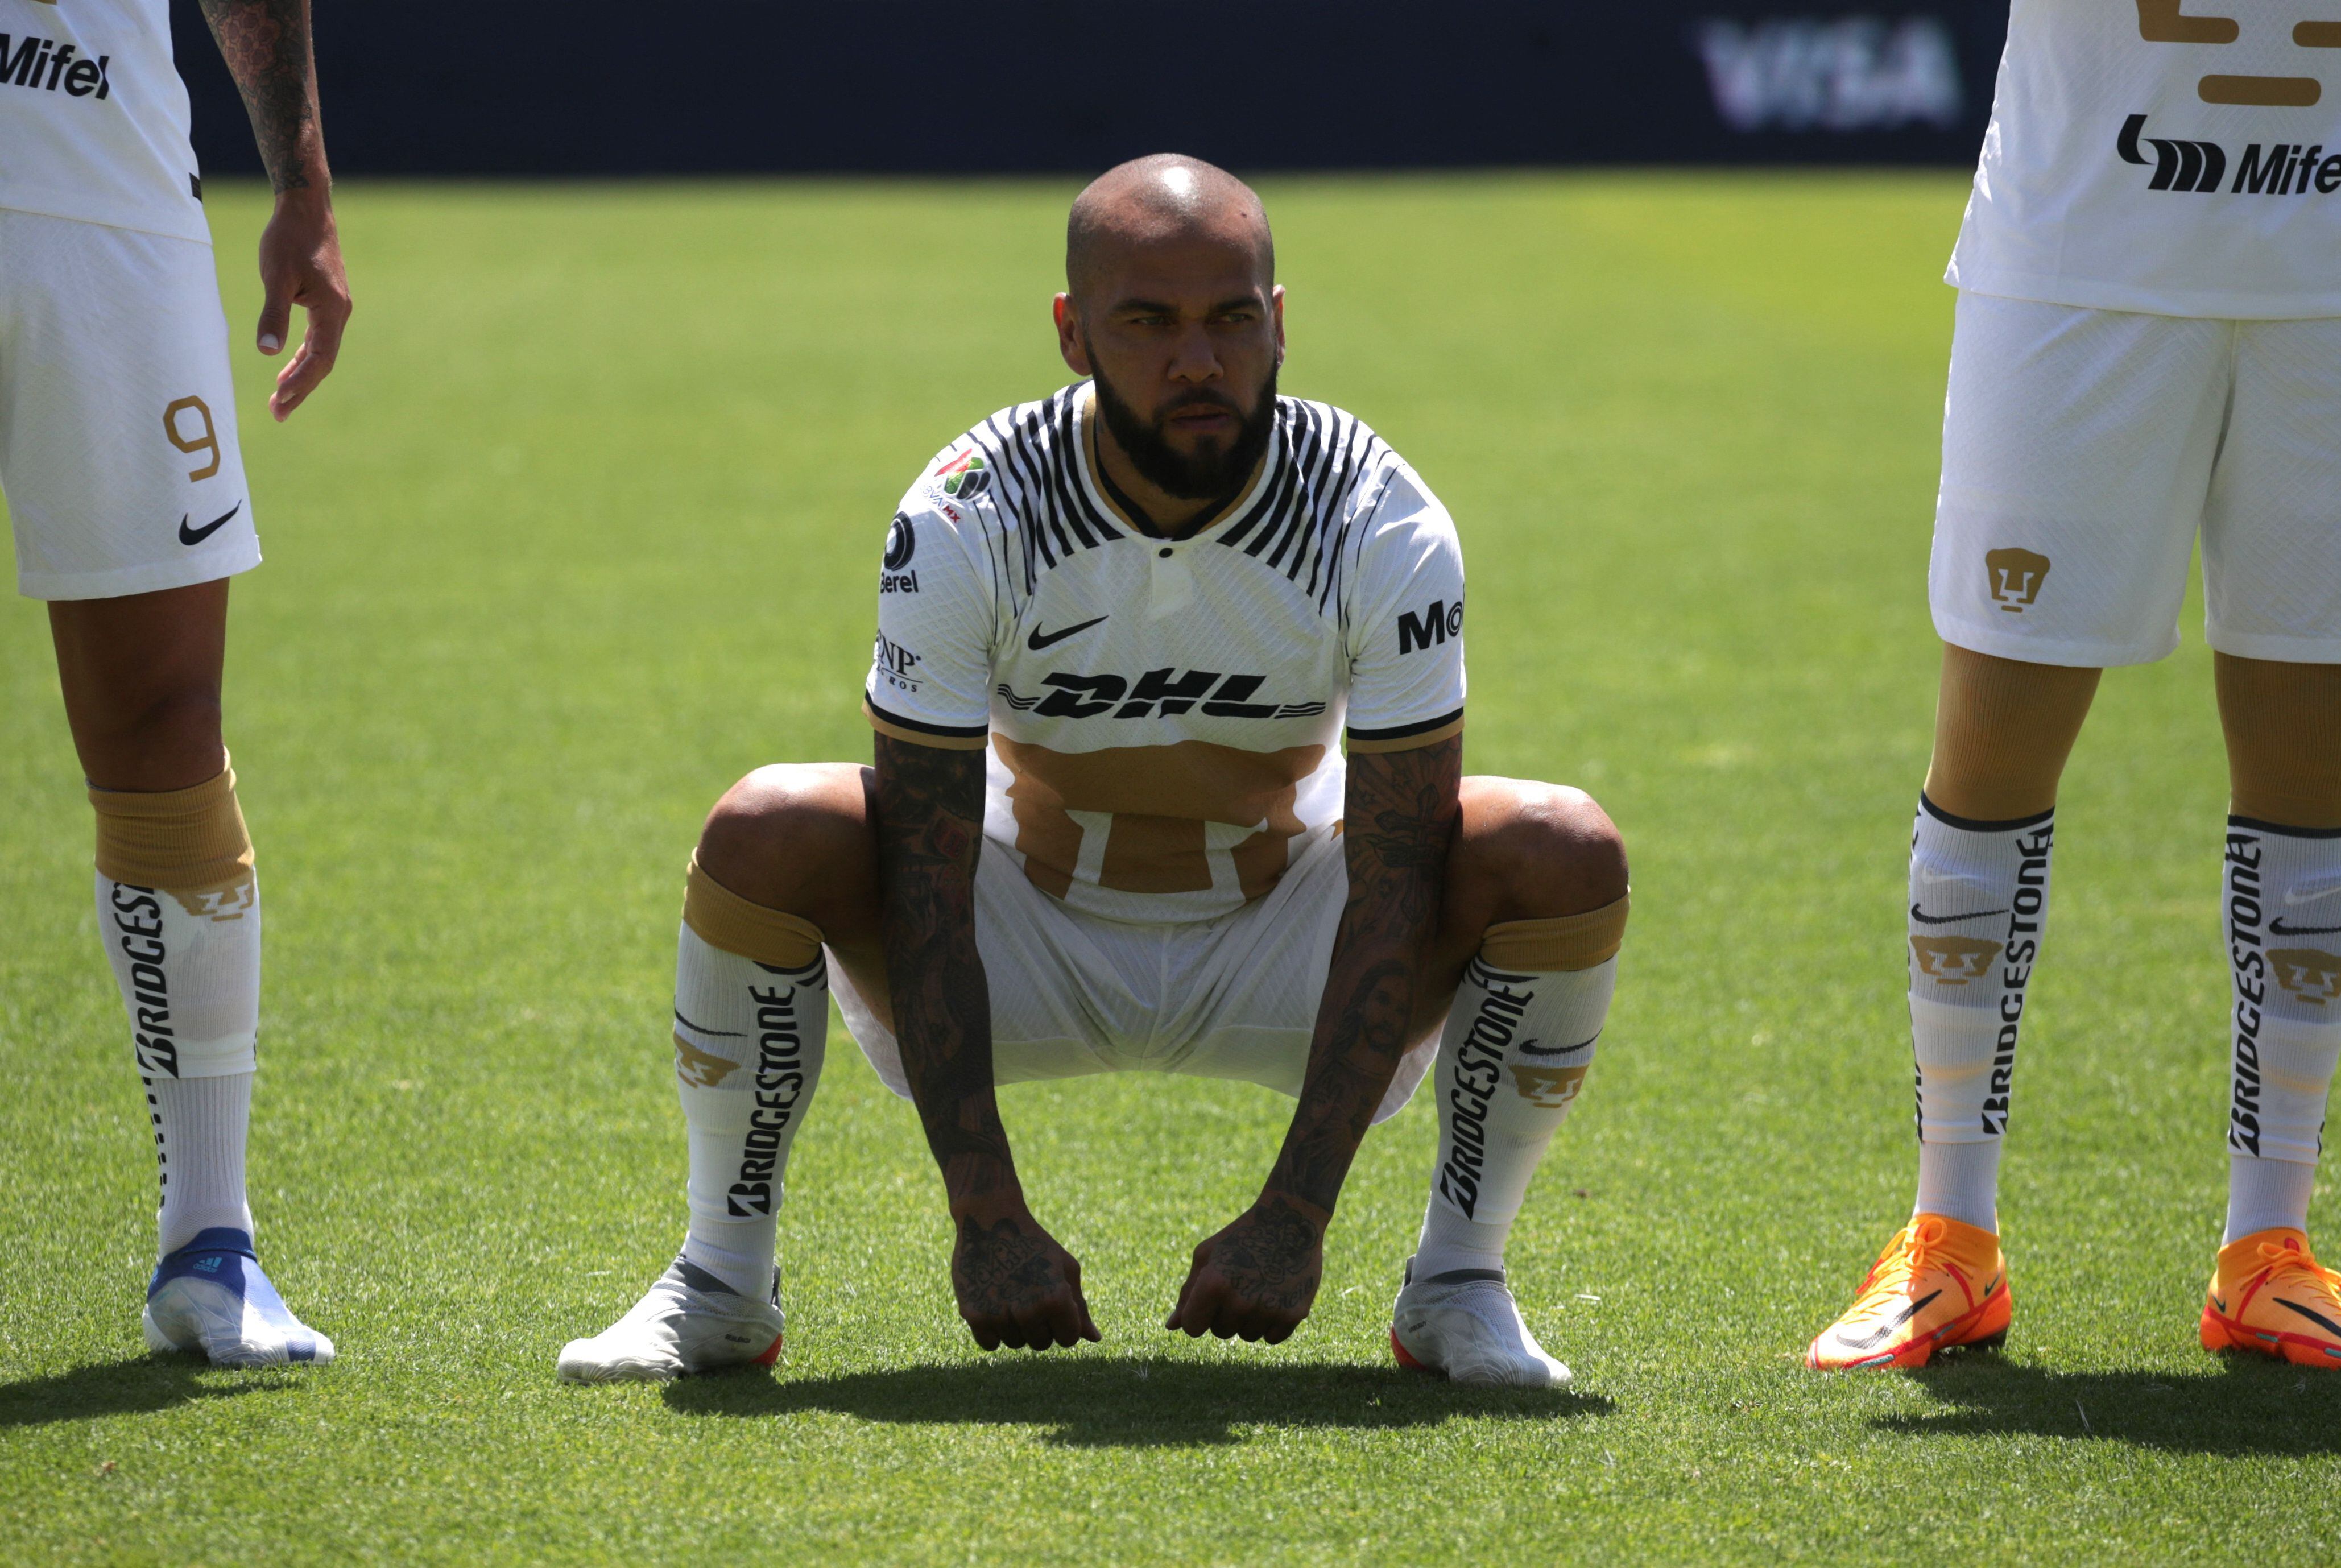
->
[[1165, 1191, 1327, 1344], [255, 188, 350, 421], [952, 1200, 1101, 1351]]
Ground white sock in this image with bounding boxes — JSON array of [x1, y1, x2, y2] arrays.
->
[[1414, 899, 1627, 1280], [671, 862, 829, 1298], [1905, 796, 2056, 1235], [96, 868, 262, 1258], [2221, 816, 2341, 1242], [147, 1073, 256, 1253]]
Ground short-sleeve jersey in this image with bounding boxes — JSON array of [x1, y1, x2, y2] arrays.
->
[[865, 384, 1466, 927], [1947, 0, 2341, 318], [0, 0, 209, 243]]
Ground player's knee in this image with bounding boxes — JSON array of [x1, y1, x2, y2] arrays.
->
[[697, 763, 871, 912], [1459, 779, 1627, 921]]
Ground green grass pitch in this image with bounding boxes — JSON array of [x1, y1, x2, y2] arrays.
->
[[3, 175, 2335, 1563]]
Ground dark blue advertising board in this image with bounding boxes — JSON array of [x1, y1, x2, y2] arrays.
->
[[172, 1, 2010, 177]]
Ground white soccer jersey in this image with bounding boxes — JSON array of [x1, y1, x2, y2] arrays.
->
[[1947, 0, 2341, 318], [864, 384, 1467, 926], [1948, 0, 2341, 317], [0, 0, 207, 243]]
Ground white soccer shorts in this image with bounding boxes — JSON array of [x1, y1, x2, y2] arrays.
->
[[1, 205, 258, 601], [833, 828, 1438, 1126], [1930, 291, 2341, 668]]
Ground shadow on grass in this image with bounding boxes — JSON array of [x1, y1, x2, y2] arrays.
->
[[663, 1355, 1610, 1447], [0, 1354, 293, 1429], [1875, 1355, 2341, 1454]]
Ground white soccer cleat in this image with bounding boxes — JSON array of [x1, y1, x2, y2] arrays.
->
[[1390, 1260, 1571, 1389], [142, 1228, 334, 1368], [556, 1256, 785, 1383]]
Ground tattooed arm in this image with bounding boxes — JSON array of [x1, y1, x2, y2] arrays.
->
[[872, 733, 1099, 1351], [1167, 737, 1462, 1343], [196, 0, 350, 420]]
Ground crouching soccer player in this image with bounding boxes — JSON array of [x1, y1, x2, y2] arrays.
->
[[2, 0, 350, 1364], [561, 155, 1628, 1387], [1809, 1, 2341, 1370]]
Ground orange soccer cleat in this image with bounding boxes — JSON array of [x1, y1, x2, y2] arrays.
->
[[2199, 1229, 2341, 1368], [1805, 1215, 2012, 1370]]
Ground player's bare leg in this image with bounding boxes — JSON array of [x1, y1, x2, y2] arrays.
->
[[2200, 656, 2341, 1366], [1391, 777, 1628, 1388], [48, 580, 329, 1366], [560, 764, 865, 1381], [1809, 644, 2095, 1369]]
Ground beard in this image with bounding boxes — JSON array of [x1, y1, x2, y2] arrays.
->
[[1089, 355, 1279, 502]]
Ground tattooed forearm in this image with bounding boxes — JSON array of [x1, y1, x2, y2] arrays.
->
[[872, 734, 1019, 1208], [1265, 737, 1462, 1213], [198, 0, 324, 193]]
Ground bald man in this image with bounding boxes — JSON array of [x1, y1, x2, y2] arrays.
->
[[559, 156, 1628, 1388]]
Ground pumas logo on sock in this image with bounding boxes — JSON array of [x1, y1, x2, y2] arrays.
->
[[1984, 547, 2052, 612], [2270, 948, 2341, 1006], [173, 872, 257, 922], [1910, 934, 2004, 984], [1509, 1064, 1588, 1110], [673, 1033, 739, 1087]]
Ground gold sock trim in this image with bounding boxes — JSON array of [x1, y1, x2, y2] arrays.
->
[[683, 853, 824, 968], [89, 762, 255, 902], [1481, 893, 1629, 973]]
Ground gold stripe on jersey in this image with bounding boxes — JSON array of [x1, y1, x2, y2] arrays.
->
[[865, 697, 991, 751], [992, 734, 1324, 901], [1346, 713, 1465, 755], [1482, 894, 1631, 974]]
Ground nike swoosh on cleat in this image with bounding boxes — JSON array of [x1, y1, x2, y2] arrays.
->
[[2210, 1294, 2228, 1314], [1912, 905, 2009, 925], [1027, 615, 1108, 651], [2268, 919, 2341, 937], [178, 501, 243, 546], [2276, 1297, 2341, 1339], [673, 1010, 743, 1037], [1834, 1290, 1941, 1351], [1519, 1033, 1600, 1056]]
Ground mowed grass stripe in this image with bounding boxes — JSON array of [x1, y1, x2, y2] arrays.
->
[[1, 176, 2328, 1565]]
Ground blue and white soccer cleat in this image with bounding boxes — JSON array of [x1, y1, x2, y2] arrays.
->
[[1391, 1259, 1572, 1389], [143, 1227, 334, 1367], [556, 1257, 785, 1383]]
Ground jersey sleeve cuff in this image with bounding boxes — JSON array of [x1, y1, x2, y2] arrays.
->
[[1345, 708, 1464, 754], [865, 696, 991, 750]]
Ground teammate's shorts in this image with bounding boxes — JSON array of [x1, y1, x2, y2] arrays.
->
[[1, 206, 258, 601], [833, 828, 1438, 1126], [1930, 291, 2341, 668]]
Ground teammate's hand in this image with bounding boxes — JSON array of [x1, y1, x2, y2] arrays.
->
[[254, 187, 350, 423], [1165, 1191, 1327, 1344], [950, 1201, 1101, 1351]]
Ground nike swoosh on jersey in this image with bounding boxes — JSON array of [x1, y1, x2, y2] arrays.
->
[[1911, 905, 2009, 925], [177, 501, 243, 546], [2286, 884, 2341, 908], [2269, 919, 2341, 937], [673, 1009, 744, 1038], [1027, 615, 1109, 651], [1518, 1033, 1600, 1056]]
